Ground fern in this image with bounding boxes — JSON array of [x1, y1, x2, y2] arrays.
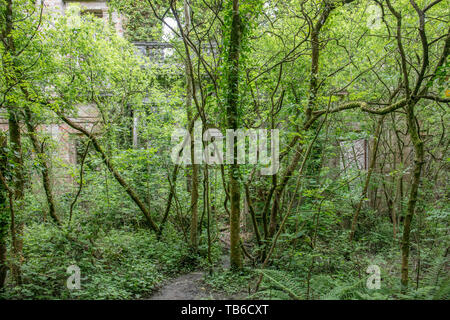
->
[[421, 254, 449, 299], [322, 278, 367, 300], [433, 276, 450, 300], [255, 269, 303, 300]]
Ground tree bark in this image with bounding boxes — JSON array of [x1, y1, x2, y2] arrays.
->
[[183, 0, 199, 251], [24, 108, 60, 225], [400, 103, 424, 291], [7, 110, 24, 285], [227, 0, 243, 270], [2, 0, 25, 286], [0, 135, 8, 289]]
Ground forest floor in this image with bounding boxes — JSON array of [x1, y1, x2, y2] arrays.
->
[[147, 254, 247, 300], [148, 271, 212, 300]]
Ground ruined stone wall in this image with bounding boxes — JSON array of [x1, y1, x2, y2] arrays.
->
[[0, 104, 99, 192], [42, 0, 124, 35]]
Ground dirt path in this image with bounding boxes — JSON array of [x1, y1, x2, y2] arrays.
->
[[148, 271, 213, 300], [148, 255, 243, 300]]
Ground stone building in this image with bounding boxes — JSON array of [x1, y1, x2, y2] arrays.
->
[[2, 0, 382, 196], [40, 0, 124, 35], [1, 1, 168, 172], [1, 1, 145, 187]]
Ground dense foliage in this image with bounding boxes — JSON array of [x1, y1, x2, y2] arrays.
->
[[0, 0, 448, 300]]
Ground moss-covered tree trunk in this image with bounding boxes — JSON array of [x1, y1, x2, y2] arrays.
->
[[227, 0, 243, 270], [24, 108, 60, 226], [7, 110, 24, 286], [0, 135, 8, 289], [184, 0, 199, 251], [2, 0, 25, 286], [401, 102, 424, 291]]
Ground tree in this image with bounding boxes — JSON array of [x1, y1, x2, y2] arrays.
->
[[226, 0, 243, 270]]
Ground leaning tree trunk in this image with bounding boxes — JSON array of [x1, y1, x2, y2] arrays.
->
[[59, 115, 160, 234], [24, 108, 60, 225], [267, 4, 334, 239]]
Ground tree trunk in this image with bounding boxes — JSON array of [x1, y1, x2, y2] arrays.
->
[[227, 0, 243, 270], [401, 103, 424, 291], [267, 4, 334, 239], [0, 135, 8, 289], [59, 115, 160, 233], [24, 108, 60, 225], [184, 0, 199, 251], [158, 164, 179, 237], [2, 0, 25, 286], [8, 110, 24, 285]]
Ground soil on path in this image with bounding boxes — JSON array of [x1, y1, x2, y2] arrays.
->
[[148, 255, 245, 300]]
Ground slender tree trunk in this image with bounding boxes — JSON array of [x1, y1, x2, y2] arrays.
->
[[267, 145, 303, 238], [227, 0, 243, 270], [267, 4, 335, 239], [205, 165, 213, 273], [392, 113, 404, 242], [244, 184, 262, 247], [255, 115, 325, 295], [8, 110, 24, 285], [268, 186, 281, 238], [158, 165, 179, 237], [395, 166, 403, 241], [2, 0, 24, 286], [401, 103, 424, 291], [183, 0, 199, 251], [189, 163, 199, 251], [24, 108, 60, 225], [0, 135, 8, 289]]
